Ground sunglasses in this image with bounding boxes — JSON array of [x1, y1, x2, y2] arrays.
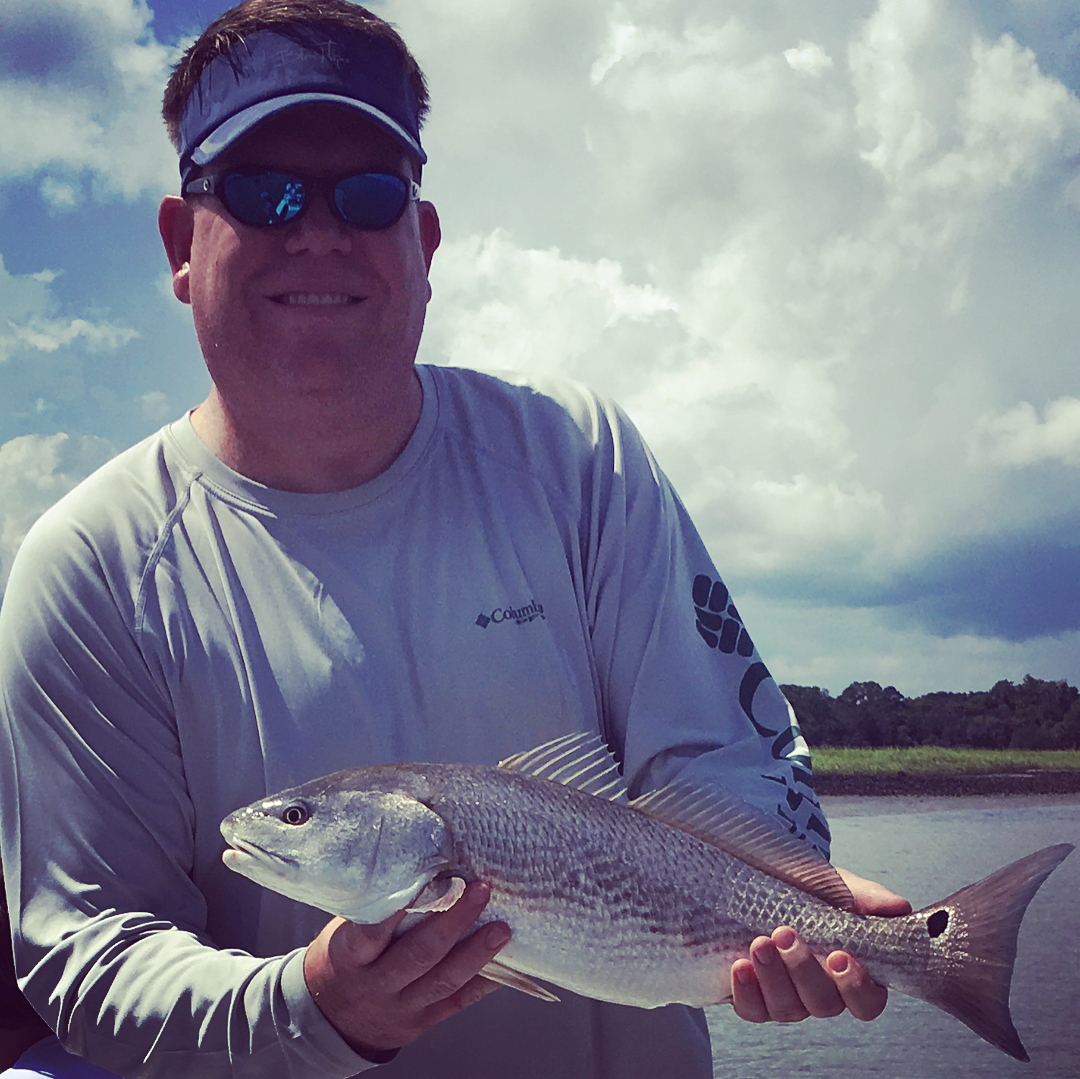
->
[[183, 169, 421, 230]]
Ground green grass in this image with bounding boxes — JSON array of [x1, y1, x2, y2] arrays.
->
[[809, 746, 1080, 776]]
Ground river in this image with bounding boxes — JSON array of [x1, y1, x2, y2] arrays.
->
[[706, 793, 1080, 1078]]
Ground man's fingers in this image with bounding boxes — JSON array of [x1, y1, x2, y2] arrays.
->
[[836, 867, 912, 917], [731, 930, 886, 1026], [375, 881, 497, 994], [304, 880, 513, 1054], [826, 951, 889, 1021], [329, 910, 407, 968], [770, 928, 845, 1018], [399, 917, 511, 1011], [411, 961, 508, 1030], [730, 957, 769, 1022], [748, 933, 811, 1023]]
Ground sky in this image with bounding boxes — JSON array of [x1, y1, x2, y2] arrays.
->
[[0, 0, 1078, 698]]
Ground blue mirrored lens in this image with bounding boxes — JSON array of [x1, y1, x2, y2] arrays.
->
[[335, 173, 409, 229], [222, 172, 305, 226]]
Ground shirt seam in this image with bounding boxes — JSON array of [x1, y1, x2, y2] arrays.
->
[[133, 472, 197, 639]]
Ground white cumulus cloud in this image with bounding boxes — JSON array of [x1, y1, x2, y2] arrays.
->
[[978, 397, 1080, 467], [391, 0, 1080, 680], [784, 41, 833, 76], [0, 0, 178, 200], [0, 255, 137, 365], [399, 0, 1080, 581]]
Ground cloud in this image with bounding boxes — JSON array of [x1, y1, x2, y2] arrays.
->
[[396, 0, 1080, 655], [0, 255, 139, 434], [426, 228, 680, 398], [0, 255, 138, 361], [2, 318, 137, 360], [892, 535, 1080, 641], [742, 591, 1080, 697], [784, 42, 834, 77], [977, 397, 1080, 467], [139, 389, 171, 425], [0, 432, 115, 591], [0, 0, 178, 200], [39, 176, 82, 211]]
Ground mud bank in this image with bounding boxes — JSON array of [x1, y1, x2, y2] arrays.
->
[[813, 770, 1080, 796]]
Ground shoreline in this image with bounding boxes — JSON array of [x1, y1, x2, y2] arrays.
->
[[812, 769, 1080, 796]]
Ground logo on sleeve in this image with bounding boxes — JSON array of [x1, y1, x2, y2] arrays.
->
[[692, 574, 754, 657], [476, 599, 545, 629]]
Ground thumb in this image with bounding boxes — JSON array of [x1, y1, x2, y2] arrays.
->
[[327, 910, 408, 967], [836, 868, 912, 917]]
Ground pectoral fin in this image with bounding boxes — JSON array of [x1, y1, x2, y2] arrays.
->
[[479, 960, 561, 1002], [406, 875, 467, 913]]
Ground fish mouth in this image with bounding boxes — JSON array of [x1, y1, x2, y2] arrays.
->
[[225, 838, 299, 869]]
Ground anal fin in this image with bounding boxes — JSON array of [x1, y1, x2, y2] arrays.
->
[[479, 960, 561, 1002]]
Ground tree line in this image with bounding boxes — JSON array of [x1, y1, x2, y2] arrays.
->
[[782, 675, 1080, 750]]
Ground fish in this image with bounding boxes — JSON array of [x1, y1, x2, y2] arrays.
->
[[220, 733, 1073, 1062]]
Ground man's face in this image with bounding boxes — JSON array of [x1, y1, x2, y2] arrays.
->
[[162, 104, 440, 410]]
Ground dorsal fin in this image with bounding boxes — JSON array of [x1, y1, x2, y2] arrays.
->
[[629, 783, 856, 911], [498, 733, 628, 802]]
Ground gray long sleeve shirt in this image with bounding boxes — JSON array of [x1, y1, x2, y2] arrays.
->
[[0, 365, 828, 1078]]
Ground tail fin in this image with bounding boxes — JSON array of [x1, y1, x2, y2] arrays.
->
[[921, 843, 1073, 1062]]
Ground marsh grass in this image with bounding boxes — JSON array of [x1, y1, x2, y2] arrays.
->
[[810, 746, 1080, 775]]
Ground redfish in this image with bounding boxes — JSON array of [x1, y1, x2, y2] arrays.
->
[[220, 734, 1072, 1061]]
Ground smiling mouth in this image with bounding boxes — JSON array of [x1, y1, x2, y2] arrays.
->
[[272, 293, 362, 307]]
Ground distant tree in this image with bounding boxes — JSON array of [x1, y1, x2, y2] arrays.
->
[[964, 712, 1012, 749], [1009, 676, 1080, 749], [1054, 697, 1080, 749], [782, 674, 1080, 749], [831, 681, 909, 747]]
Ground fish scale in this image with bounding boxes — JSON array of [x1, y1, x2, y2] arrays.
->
[[221, 733, 1073, 1062]]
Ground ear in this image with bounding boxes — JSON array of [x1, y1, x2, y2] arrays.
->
[[158, 196, 194, 305], [418, 200, 441, 273]]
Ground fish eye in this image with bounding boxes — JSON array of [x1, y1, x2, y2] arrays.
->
[[281, 803, 310, 826]]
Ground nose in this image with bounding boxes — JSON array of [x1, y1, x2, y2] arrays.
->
[[283, 193, 353, 257]]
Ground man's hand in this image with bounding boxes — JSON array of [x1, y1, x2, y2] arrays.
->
[[303, 880, 511, 1059], [730, 867, 912, 1024]]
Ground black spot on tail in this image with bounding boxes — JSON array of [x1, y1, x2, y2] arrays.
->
[[927, 909, 949, 938]]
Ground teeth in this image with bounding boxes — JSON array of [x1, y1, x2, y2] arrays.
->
[[281, 294, 357, 306]]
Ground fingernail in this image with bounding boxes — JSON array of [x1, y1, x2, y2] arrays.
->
[[735, 965, 754, 986], [754, 942, 776, 967], [485, 924, 511, 949], [828, 953, 850, 975], [774, 927, 796, 951]]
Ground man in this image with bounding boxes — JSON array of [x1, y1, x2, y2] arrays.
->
[[0, 2, 909, 1076]]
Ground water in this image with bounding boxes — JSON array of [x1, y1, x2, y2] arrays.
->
[[706, 794, 1080, 1078]]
